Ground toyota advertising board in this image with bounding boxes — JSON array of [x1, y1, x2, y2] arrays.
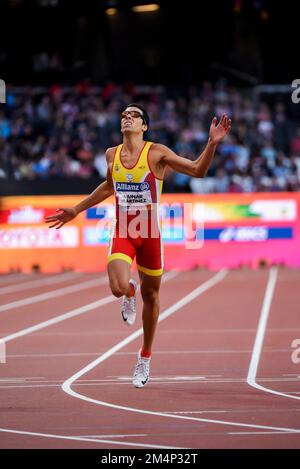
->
[[0, 193, 299, 272]]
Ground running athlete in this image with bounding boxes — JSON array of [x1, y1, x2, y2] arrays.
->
[[45, 103, 231, 388]]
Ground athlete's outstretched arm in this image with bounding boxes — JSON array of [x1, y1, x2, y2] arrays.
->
[[159, 114, 231, 178], [45, 149, 115, 229]]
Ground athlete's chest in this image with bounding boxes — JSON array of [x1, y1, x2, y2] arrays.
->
[[112, 143, 155, 208], [112, 144, 150, 181], [120, 151, 140, 168]]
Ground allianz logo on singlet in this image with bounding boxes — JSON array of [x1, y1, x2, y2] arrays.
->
[[116, 182, 150, 192]]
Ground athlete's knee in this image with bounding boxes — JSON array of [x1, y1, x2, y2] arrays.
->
[[109, 279, 128, 298], [141, 287, 159, 305]]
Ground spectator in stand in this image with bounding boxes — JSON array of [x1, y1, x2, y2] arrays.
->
[[0, 81, 299, 192]]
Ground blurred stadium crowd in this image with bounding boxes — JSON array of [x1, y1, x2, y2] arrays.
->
[[1, 81, 300, 193]]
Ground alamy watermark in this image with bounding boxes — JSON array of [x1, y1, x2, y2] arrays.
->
[[96, 202, 205, 250], [291, 338, 300, 364], [291, 79, 300, 104], [0, 79, 6, 103]]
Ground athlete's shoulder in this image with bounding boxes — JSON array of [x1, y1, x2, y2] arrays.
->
[[105, 146, 118, 162], [149, 143, 172, 162], [149, 142, 169, 155]]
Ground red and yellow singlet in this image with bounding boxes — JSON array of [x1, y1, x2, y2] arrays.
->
[[108, 141, 164, 276]]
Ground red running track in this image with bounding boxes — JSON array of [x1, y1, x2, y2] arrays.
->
[[0, 268, 299, 449]]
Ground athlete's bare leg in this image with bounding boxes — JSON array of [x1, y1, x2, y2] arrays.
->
[[138, 271, 162, 353], [108, 260, 133, 297]]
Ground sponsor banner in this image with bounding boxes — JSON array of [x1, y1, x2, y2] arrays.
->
[[84, 226, 186, 245], [86, 205, 115, 220], [84, 199, 297, 223], [84, 228, 186, 245], [116, 182, 150, 192], [0, 193, 299, 272], [84, 227, 110, 245], [0, 227, 79, 248], [0, 207, 54, 224], [162, 226, 185, 243], [202, 200, 297, 222], [202, 226, 293, 242]]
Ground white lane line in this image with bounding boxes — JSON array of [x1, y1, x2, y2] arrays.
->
[[1, 270, 177, 344], [9, 328, 295, 337], [0, 277, 109, 313], [3, 379, 300, 390], [279, 392, 300, 395], [247, 267, 300, 402], [0, 427, 181, 449], [0, 272, 83, 295], [62, 268, 300, 435], [0, 378, 25, 383], [0, 270, 180, 448], [227, 431, 300, 436], [1, 295, 117, 343], [3, 348, 294, 358], [2, 347, 296, 354], [80, 433, 148, 439], [247, 267, 278, 383], [159, 328, 300, 334], [62, 270, 227, 391], [0, 274, 34, 286], [0, 339, 5, 363], [0, 377, 44, 382], [162, 411, 227, 415]]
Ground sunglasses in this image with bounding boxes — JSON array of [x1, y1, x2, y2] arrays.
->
[[121, 110, 145, 122]]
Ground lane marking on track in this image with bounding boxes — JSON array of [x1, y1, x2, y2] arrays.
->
[[0, 272, 83, 295], [2, 377, 300, 389], [0, 270, 177, 344], [0, 377, 44, 382], [0, 277, 109, 313], [283, 374, 300, 377], [162, 409, 300, 415], [227, 431, 300, 435], [4, 328, 297, 337], [162, 411, 227, 414], [0, 427, 182, 449], [278, 392, 300, 395], [247, 267, 300, 402], [79, 433, 148, 439], [1, 295, 117, 343], [0, 271, 183, 449], [158, 328, 300, 334], [0, 274, 35, 286], [61, 268, 300, 435], [3, 348, 294, 358], [119, 375, 206, 381], [2, 373, 300, 390]]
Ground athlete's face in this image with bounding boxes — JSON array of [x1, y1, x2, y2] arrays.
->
[[121, 106, 148, 135]]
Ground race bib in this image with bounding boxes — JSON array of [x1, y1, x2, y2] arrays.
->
[[116, 182, 152, 209]]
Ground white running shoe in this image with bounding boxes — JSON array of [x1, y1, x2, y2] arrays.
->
[[121, 279, 137, 326], [133, 349, 151, 388]]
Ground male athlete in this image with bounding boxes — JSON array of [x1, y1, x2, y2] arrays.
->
[[45, 103, 231, 388]]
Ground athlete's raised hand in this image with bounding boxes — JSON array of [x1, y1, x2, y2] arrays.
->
[[45, 207, 77, 229], [209, 114, 231, 145]]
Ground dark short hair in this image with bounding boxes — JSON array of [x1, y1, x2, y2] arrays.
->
[[125, 103, 150, 130]]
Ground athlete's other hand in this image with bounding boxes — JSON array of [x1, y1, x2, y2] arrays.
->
[[45, 207, 77, 229], [209, 114, 231, 145]]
